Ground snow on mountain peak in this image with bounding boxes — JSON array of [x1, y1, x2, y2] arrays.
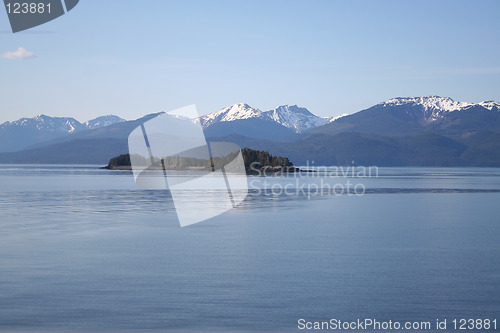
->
[[264, 105, 327, 133], [196, 97, 500, 133], [377, 96, 500, 122], [380, 96, 473, 112], [327, 114, 349, 122], [478, 101, 500, 111], [199, 103, 263, 128], [199, 103, 330, 133], [34, 114, 49, 120], [6, 115, 85, 133], [84, 115, 126, 130], [1, 114, 127, 136], [380, 96, 500, 113]]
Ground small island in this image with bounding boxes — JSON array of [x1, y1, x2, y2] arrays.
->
[[103, 148, 304, 175]]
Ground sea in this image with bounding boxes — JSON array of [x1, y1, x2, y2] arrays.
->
[[0, 165, 499, 332]]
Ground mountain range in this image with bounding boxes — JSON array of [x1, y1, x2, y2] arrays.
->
[[198, 103, 336, 140], [0, 114, 125, 152], [1, 96, 499, 166]]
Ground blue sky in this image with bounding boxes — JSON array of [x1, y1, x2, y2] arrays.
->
[[1, 0, 499, 123]]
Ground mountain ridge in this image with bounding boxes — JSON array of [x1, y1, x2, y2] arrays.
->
[[0, 114, 126, 152], [199, 103, 330, 134], [311, 96, 500, 138], [1, 96, 500, 166]]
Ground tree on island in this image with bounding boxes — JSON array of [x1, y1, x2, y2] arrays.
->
[[104, 148, 295, 174]]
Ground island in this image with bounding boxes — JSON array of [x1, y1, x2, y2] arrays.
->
[[103, 148, 305, 175]]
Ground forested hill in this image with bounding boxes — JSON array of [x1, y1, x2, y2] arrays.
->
[[104, 148, 296, 174]]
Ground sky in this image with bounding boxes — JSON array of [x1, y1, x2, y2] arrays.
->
[[1, 0, 500, 124]]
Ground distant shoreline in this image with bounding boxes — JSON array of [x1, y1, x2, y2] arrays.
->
[[101, 163, 315, 175], [101, 149, 315, 175]]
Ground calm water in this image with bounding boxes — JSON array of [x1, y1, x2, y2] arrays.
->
[[0, 165, 499, 332]]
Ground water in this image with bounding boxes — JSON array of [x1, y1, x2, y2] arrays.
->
[[0, 165, 499, 332]]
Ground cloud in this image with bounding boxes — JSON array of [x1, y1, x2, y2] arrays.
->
[[0, 47, 36, 60]]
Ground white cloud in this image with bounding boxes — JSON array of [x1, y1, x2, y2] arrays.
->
[[0, 47, 36, 60]]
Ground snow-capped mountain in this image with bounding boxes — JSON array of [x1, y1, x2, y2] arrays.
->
[[380, 96, 472, 111], [199, 103, 263, 128], [199, 103, 333, 134], [199, 103, 294, 140], [377, 96, 500, 122], [477, 100, 500, 111], [312, 95, 500, 138], [264, 105, 329, 133], [2, 114, 86, 134], [1, 96, 500, 166], [1, 114, 126, 133], [84, 115, 126, 130], [327, 114, 349, 123], [0, 114, 126, 152], [200, 97, 500, 136]]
